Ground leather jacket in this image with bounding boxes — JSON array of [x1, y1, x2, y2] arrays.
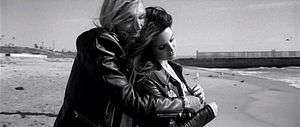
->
[[53, 28, 186, 127], [134, 61, 215, 127]]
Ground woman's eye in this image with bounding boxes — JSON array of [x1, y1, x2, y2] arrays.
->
[[158, 45, 166, 50]]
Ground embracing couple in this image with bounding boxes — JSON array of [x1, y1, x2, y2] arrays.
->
[[54, 0, 218, 127]]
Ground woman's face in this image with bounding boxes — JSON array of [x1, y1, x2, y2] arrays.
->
[[151, 27, 176, 61], [115, 2, 146, 44]]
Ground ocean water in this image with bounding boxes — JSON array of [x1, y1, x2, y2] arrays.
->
[[201, 67, 300, 89], [232, 67, 300, 89]]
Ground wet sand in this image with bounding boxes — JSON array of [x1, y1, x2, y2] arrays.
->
[[0, 57, 299, 127], [0, 57, 71, 127], [183, 66, 300, 127]]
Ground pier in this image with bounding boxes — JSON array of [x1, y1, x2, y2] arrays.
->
[[175, 50, 300, 68]]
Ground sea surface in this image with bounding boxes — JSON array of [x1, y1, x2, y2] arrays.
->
[[1, 56, 300, 89], [202, 66, 300, 89]]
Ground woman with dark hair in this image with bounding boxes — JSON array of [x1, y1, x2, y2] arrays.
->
[[128, 7, 218, 127]]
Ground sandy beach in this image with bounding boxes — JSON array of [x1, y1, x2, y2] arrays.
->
[[1, 57, 299, 127]]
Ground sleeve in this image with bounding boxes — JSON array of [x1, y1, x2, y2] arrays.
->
[[135, 78, 183, 116], [174, 105, 215, 127], [77, 32, 185, 118]]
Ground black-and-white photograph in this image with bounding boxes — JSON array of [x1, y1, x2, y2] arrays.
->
[[1, 0, 299, 127]]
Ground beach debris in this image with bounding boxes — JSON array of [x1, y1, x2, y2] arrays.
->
[[20, 114, 26, 118], [217, 72, 224, 75], [1, 122, 13, 127], [234, 106, 238, 110], [15, 87, 24, 90], [184, 73, 190, 75], [208, 75, 219, 78], [193, 73, 200, 79], [15, 110, 26, 118], [29, 120, 45, 126], [240, 80, 245, 83], [0, 111, 58, 117]]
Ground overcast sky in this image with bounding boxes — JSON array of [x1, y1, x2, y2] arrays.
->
[[1, 0, 299, 56]]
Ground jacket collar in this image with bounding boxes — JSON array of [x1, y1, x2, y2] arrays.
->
[[153, 61, 191, 91], [152, 61, 183, 86], [166, 61, 187, 85], [151, 70, 168, 87]]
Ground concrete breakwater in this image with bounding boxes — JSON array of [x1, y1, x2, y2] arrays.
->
[[175, 57, 300, 68], [196, 50, 300, 59]]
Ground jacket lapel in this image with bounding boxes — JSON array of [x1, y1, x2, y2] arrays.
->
[[152, 70, 170, 96], [153, 69, 185, 97], [168, 61, 194, 94], [153, 70, 169, 86]]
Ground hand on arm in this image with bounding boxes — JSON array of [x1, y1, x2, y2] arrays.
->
[[183, 96, 205, 113], [190, 85, 205, 103]]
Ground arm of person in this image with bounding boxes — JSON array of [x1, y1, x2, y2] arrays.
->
[[189, 85, 205, 103], [134, 75, 216, 127], [134, 76, 203, 118]]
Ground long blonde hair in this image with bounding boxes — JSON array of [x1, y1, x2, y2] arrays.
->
[[99, 0, 143, 32]]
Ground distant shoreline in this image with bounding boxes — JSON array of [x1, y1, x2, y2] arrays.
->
[[0, 46, 76, 58]]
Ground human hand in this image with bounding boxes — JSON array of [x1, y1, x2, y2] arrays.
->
[[184, 96, 205, 113], [191, 85, 205, 103], [207, 102, 218, 116]]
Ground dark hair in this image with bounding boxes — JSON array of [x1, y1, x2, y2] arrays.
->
[[145, 6, 173, 34], [127, 6, 173, 74], [128, 6, 173, 58]]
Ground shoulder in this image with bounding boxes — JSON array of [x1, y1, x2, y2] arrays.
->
[[76, 28, 100, 51], [135, 72, 163, 96], [76, 27, 124, 56], [77, 28, 99, 43]]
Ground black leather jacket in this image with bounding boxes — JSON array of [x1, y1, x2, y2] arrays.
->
[[134, 61, 215, 127], [53, 28, 185, 127]]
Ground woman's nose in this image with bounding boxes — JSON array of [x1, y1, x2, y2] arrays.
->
[[167, 43, 175, 52]]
